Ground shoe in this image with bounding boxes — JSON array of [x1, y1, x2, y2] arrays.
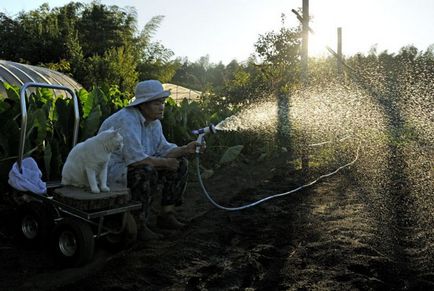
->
[[157, 212, 186, 230], [138, 224, 163, 241]]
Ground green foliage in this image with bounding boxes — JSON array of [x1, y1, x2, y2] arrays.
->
[[254, 14, 301, 94], [0, 82, 128, 191], [170, 16, 302, 107], [0, 3, 176, 95], [77, 86, 130, 140], [0, 84, 21, 162], [162, 98, 210, 145], [137, 42, 179, 82], [76, 3, 136, 58], [171, 57, 212, 91], [136, 15, 164, 51]]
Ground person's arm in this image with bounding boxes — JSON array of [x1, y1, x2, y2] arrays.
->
[[134, 141, 204, 171], [165, 141, 203, 158], [135, 141, 203, 171]]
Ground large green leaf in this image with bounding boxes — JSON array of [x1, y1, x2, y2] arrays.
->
[[219, 145, 244, 165], [108, 85, 129, 109], [32, 108, 48, 146], [39, 87, 54, 105], [54, 98, 73, 146], [80, 88, 92, 118], [3, 82, 20, 104], [80, 105, 102, 141]]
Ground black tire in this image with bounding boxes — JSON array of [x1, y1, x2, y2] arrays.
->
[[103, 212, 137, 251], [51, 217, 95, 267], [16, 201, 53, 248]]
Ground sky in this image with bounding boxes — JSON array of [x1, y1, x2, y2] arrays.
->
[[1, 0, 434, 65]]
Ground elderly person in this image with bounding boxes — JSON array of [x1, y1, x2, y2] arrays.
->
[[98, 80, 202, 240]]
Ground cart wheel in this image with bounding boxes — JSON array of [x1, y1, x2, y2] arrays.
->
[[51, 217, 95, 267], [16, 201, 53, 248], [103, 212, 137, 251]]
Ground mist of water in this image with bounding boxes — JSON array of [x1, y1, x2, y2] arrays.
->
[[215, 101, 279, 133], [213, 66, 434, 274]]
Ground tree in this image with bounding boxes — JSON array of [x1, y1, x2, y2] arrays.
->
[[77, 3, 136, 58], [13, 3, 64, 64], [254, 14, 301, 94], [137, 41, 179, 83], [0, 2, 176, 95], [0, 13, 21, 60], [82, 45, 138, 93]]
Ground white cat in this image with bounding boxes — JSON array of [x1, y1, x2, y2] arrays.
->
[[61, 128, 123, 193]]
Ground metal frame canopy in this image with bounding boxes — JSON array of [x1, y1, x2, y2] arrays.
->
[[0, 60, 82, 98]]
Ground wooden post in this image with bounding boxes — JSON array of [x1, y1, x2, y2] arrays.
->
[[301, 0, 309, 84], [337, 27, 343, 76], [301, 0, 310, 176]]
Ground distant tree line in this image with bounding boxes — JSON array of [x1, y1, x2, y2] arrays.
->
[[1, 2, 432, 108], [0, 2, 303, 106], [0, 2, 175, 96]]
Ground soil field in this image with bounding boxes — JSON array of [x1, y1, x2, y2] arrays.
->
[[1, 154, 433, 290]]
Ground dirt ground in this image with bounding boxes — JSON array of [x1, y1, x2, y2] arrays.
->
[[1, 153, 433, 291]]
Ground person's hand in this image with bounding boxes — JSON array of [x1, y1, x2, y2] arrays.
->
[[184, 140, 206, 154]]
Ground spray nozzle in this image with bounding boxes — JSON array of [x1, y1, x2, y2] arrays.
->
[[192, 124, 217, 135], [193, 124, 216, 154]]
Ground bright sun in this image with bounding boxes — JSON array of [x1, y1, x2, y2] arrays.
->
[[308, 10, 345, 57], [307, 0, 383, 58], [309, 31, 336, 57]]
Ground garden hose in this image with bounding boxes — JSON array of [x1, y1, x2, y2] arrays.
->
[[195, 141, 361, 211]]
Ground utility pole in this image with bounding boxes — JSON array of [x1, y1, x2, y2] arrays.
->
[[291, 0, 310, 83], [301, 0, 309, 84], [337, 27, 343, 76], [301, 0, 310, 175], [292, 0, 310, 176]]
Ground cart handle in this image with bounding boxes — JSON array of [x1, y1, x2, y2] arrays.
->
[[18, 82, 80, 172]]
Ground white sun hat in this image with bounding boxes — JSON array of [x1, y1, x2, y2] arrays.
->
[[127, 80, 171, 107]]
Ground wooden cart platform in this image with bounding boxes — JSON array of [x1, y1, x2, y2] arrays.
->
[[53, 186, 131, 211]]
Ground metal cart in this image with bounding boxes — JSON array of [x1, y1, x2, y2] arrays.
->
[[11, 82, 141, 267]]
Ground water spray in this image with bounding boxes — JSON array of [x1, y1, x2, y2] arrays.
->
[[193, 122, 361, 211]]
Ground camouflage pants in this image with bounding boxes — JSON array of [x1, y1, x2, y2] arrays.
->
[[127, 157, 188, 226]]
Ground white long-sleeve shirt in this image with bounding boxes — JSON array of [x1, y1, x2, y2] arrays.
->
[[98, 107, 177, 187]]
